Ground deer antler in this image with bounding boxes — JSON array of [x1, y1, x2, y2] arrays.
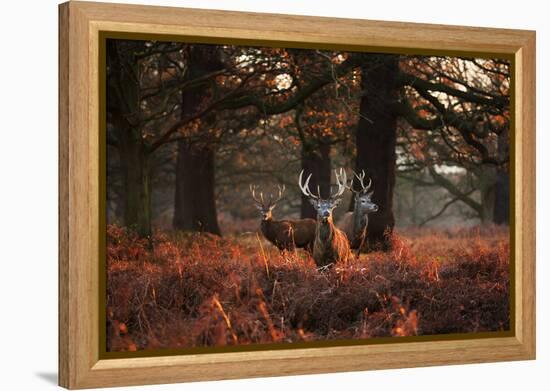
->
[[346, 170, 372, 194], [249, 184, 266, 206], [331, 168, 347, 199], [300, 169, 347, 200], [251, 184, 286, 208], [355, 170, 372, 193], [298, 170, 320, 200], [269, 184, 286, 206]]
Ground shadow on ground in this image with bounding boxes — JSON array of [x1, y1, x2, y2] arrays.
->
[[35, 372, 57, 385]]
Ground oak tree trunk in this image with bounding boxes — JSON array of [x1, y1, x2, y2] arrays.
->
[[119, 135, 151, 237], [480, 182, 496, 224], [493, 170, 509, 224], [300, 142, 331, 219], [173, 45, 223, 234], [493, 129, 510, 224], [354, 55, 399, 250], [173, 141, 220, 234], [107, 40, 152, 237]]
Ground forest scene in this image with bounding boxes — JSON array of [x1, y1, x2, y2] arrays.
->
[[105, 38, 511, 352]]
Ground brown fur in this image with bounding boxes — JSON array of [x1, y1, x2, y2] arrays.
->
[[261, 217, 316, 251], [312, 217, 351, 267], [337, 211, 367, 250]]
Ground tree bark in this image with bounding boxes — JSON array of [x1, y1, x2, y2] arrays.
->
[[106, 40, 152, 237], [354, 55, 399, 250], [118, 134, 151, 237], [493, 169, 509, 224], [173, 45, 223, 234], [493, 129, 510, 224], [480, 181, 496, 224], [478, 163, 508, 225], [173, 140, 220, 234], [300, 142, 331, 219]]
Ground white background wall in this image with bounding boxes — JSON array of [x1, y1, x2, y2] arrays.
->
[[0, 0, 546, 389]]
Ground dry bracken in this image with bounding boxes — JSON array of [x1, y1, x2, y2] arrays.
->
[[106, 224, 510, 352]]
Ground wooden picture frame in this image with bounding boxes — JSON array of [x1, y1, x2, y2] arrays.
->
[[59, 1, 536, 388]]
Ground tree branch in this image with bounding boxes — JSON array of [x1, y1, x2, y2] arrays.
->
[[397, 71, 509, 109], [149, 53, 361, 151], [427, 166, 482, 215], [419, 197, 461, 226], [398, 86, 501, 166], [216, 54, 361, 114]]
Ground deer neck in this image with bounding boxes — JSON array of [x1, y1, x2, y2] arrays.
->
[[261, 217, 273, 236], [353, 202, 368, 236], [317, 218, 335, 242]]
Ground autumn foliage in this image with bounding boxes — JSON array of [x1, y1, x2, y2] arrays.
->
[[106, 224, 509, 352]]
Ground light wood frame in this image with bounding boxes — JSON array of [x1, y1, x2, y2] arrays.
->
[[59, 1, 536, 389]]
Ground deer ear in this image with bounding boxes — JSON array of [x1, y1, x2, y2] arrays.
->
[[367, 191, 374, 198], [269, 204, 277, 211], [255, 204, 263, 210], [333, 198, 342, 207], [309, 199, 318, 208]]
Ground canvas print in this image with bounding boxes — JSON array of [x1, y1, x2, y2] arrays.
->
[[105, 38, 511, 353]]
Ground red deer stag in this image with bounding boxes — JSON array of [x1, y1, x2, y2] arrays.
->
[[338, 170, 378, 251], [298, 169, 351, 268], [250, 184, 316, 251]]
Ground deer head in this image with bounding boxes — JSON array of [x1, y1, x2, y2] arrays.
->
[[298, 168, 347, 223], [347, 170, 378, 214], [249, 184, 285, 221]]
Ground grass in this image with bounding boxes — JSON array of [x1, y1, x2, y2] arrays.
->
[[106, 224, 510, 352]]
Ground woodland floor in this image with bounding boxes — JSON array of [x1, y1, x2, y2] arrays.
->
[[106, 224, 510, 352]]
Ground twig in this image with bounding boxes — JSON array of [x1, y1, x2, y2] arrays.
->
[[212, 295, 238, 344], [256, 232, 270, 278]]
